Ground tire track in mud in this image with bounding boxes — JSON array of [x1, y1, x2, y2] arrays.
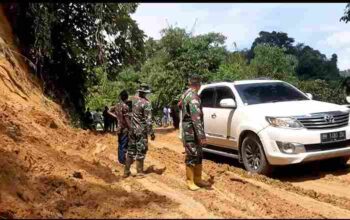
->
[[226, 171, 350, 218], [276, 165, 350, 202], [137, 177, 216, 218], [291, 179, 350, 200], [142, 154, 253, 218], [219, 165, 350, 212]]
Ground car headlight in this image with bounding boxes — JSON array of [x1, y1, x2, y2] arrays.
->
[[265, 117, 304, 129]]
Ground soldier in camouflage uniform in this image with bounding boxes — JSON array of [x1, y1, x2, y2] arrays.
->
[[178, 75, 211, 191], [108, 90, 131, 166], [124, 83, 156, 178]]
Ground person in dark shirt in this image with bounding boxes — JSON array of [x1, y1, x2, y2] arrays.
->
[[108, 90, 131, 165], [170, 100, 180, 129], [103, 106, 110, 132], [84, 108, 93, 130]]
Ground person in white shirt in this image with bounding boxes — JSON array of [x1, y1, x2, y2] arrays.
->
[[167, 106, 173, 126], [162, 106, 168, 127]]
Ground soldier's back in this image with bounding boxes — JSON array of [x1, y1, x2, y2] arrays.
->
[[130, 96, 149, 132], [181, 89, 199, 121]]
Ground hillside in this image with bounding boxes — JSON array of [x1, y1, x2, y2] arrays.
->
[[2, 6, 350, 219]]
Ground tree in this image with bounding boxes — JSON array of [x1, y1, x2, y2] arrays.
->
[[4, 3, 145, 118], [294, 45, 340, 81], [140, 27, 228, 114], [208, 51, 255, 82], [86, 67, 140, 110], [249, 31, 340, 81], [248, 31, 295, 60], [340, 3, 350, 23], [250, 44, 298, 83]]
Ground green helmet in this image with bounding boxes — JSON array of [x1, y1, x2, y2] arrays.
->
[[137, 83, 151, 93], [188, 74, 202, 85]]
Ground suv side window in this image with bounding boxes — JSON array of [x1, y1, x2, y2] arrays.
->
[[215, 86, 235, 107], [200, 88, 215, 108]]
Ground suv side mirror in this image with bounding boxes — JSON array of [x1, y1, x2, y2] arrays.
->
[[306, 93, 313, 100], [346, 96, 350, 104], [219, 98, 236, 108]]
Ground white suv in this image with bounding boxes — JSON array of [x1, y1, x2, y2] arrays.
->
[[181, 79, 350, 175]]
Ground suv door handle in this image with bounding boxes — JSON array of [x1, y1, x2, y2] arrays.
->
[[211, 113, 216, 119]]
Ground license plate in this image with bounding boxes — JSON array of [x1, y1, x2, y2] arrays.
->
[[320, 131, 346, 143]]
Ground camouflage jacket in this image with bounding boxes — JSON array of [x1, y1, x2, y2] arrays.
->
[[130, 95, 154, 136], [178, 88, 206, 141], [109, 101, 131, 133]]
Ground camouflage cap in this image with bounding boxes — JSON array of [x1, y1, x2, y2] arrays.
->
[[137, 83, 151, 93], [188, 74, 202, 85]]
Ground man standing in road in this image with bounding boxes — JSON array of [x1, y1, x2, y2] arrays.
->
[[84, 108, 93, 130], [103, 106, 110, 132], [108, 90, 131, 165], [178, 74, 211, 191], [162, 105, 168, 127], [124, 83, 156, 178]]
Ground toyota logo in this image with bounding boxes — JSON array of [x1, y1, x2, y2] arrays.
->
[[324, 115, 335, 123]]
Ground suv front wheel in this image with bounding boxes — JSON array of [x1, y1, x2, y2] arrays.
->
[[241, 134, 273, 175]]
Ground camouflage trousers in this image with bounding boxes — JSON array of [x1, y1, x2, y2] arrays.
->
[[182, 122, 203, 166], [183, 141, 203, 167], [127, 130, 148, 160]]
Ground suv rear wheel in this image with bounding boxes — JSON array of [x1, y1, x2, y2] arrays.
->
[[241, 134, 273, 175]]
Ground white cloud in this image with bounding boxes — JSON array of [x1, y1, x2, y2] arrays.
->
[[336, 48, 350, 70], [132, 3, 281, 50], [132, 3, 350, 70], [301, 25, 342, 33], [317, 31, 350, 70], [131, 3, 209, 39], [322, 31, 350, 49]]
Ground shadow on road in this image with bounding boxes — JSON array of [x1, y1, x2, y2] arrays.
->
[[203, 152, 244, 169], [145, 165, 167, 175], [203, 151, 350, 182], [273, 160, 350, 183], [154, 127, 177, 134]]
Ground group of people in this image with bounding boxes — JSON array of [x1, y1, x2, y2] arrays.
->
[[162, 105, 173, 127], [108, 84, 156, 178], [83, 107, 117, 132], [89, 75, 210, 190], [161, 103, 180, 129]]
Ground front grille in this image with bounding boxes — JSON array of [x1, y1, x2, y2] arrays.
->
[[296, 111, 349, 130], [304, 139, 350, 152]]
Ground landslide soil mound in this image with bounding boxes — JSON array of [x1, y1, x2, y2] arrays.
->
[[0, 7, 176, 219]]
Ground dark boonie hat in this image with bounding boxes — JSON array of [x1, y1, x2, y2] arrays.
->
[[188, 74, 202, 85], [137, 83, 151, 93]]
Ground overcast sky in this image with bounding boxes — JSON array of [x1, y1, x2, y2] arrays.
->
[[132, 3, 350, 70]]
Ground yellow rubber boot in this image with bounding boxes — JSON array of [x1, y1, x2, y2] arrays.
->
[[123, 156, 133, 178], [194, 164, 211, 187], [135, 159, 145, 178], [186, 166, 200, 191]]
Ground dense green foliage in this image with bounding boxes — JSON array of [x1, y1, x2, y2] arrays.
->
[[140, 27, 228, 112], [4, 3, 145, 119], [249, 31, 340, 81]]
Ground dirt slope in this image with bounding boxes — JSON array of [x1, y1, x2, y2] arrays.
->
[[2, 6, 350, 219]]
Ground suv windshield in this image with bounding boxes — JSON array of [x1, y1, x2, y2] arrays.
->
[[235, 82, 309, 105]]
